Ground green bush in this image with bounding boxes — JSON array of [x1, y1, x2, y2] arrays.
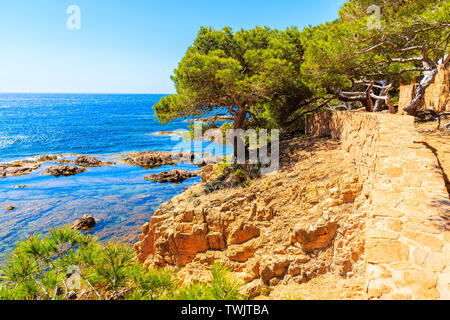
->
[[176, 263, 246, 300], [234, 168, 250, 187], [0, 227, 246, 300]]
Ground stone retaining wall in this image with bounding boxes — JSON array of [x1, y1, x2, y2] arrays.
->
[[307, 111, 450, 300], [399, 63, 450, 113]]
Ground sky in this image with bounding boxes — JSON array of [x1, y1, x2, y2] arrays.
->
[[0, 0, 346, 94]]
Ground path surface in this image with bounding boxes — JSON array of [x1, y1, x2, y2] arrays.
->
[[415, 120, 450, 197]]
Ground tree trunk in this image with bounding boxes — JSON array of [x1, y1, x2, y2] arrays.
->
[[373, 83, 396, 114], [232, 109, 247, 160], [403, 67, 439, 115], [364, 82, 374, 112]]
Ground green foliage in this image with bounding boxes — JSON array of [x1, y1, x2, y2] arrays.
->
[[125, 264, 175, 300], [301, 0, 449, 97], [175, 263, 245, 300], [185, 123, 220, 141], [234, 169, 250, 187], [0, 227, 246, 301], [153, 26, 314, 139]]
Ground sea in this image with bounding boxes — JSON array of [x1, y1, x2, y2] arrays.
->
[[0, 93, 231, 262]]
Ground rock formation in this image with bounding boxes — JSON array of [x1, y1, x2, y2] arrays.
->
[[42, 165, 86, 177], [72, 215, 99, 230], [0, 161, 41, 178], [193, 156, 223, 167], [36, 155, 58, 162], [122, 151, 196, 169], [74, 156, 115, 167], [134, 137, 367, 298], [144, 170, 199, 183]]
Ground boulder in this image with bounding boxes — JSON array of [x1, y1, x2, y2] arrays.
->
[[292, 221, 338, 252], [194, 156, 223, 167], [42, 165, 86, 177], [122, 151, 204, 169], [72, 215, 99, 230], [122, 151, 176, 169], [36, 155, 58, 162], [74, 156, 115, 167], [259, 256, 291, 283], [0, 161, 41, 178], [228, 222, 260, 245], [144, 170, 199, 183]]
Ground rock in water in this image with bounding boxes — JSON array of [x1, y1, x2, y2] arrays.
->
[[0, 161, 41, 178], [74, 156, 115, 167], [36, 155, 58, 162], [144, 170, 199, 183], [42, 165, 86, 177], [72, 215, 99, 230], [122, 151, 196, 169], [122, 151, 175, 168]]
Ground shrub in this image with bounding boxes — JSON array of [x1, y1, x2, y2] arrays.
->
[[175, 263, 246, 300], [0, 227, 246, 300]]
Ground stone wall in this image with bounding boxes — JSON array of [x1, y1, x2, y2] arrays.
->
[[424, 64, 450, 112], [398, 83, 416, 115], [307, 111, 450, 300], [398, 63, 450, 113]]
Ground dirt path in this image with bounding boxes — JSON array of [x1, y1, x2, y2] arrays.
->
[[415, 120, 450, 197]]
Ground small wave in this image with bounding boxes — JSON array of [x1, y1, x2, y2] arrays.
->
[[0, 135, 30, 149]]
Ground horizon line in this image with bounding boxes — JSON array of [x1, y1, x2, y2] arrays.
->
[[0, 91, 174, 95]]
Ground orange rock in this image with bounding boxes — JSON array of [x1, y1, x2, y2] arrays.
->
[[293, 221, 338, 252], [207, 232, 226, 250], [228, 222, 260, 245]]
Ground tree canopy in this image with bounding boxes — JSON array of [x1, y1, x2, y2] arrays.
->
[[300, 0, 449, 114], [154, 26, 318, 144], [154, 0, 449, 155]]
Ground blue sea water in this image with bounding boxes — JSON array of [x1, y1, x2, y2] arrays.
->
[[0, 93, 230, 261]]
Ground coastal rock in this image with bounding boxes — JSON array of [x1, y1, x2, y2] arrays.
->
[[134, 137, 367, 296], [36, 155, 58, 162], [292, 221, 338, 252], [74, 156, 115, 167], [72, 215, 99, 230], [0, 161, 41, 178], [240, 279, 263, 298], [122, 151, 176, 169], [200, 164, 216, 183], [144, 170, 199, 183], [42, 165, 86, 177], [228, 221, 260, 245], [260, 256, 291, 283], [122, 151, 200, 169], [194, 156, 223, 167]]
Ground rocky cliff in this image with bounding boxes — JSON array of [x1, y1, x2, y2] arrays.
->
[[308, 111, 449, 300], [135, 110, 449, 300], [134, 137, 369, 299]]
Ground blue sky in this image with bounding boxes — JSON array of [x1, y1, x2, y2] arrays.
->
[[0, 0, 346, 94]]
